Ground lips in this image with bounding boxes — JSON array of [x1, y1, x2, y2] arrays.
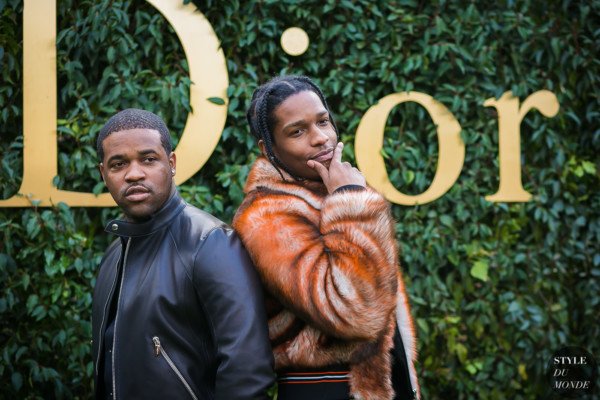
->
[[310, 148, 334, 163], [124, 185, 150, 202]]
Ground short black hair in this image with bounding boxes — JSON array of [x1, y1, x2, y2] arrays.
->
[[246, 75, 338, 180], [96, 108, 173, 161]]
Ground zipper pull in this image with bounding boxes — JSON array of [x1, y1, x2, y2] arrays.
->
[[152, 336, 161, 357]]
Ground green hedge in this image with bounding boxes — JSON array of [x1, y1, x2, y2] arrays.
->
[[1, 0, 598, 398]]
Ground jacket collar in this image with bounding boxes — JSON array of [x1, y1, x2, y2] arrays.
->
[[104, 190, 186, 238]]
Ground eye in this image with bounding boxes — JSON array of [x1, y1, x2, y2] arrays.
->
[[317, 118, 330, 126], [110, 161, 126, 169], [290, 128, 305, 137], [143, 156, 157, 163]]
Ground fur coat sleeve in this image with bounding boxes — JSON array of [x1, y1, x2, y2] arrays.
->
[[233, 159, 399, 341]]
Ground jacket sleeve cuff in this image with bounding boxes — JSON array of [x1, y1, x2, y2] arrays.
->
[[332, 184, 366, 194]]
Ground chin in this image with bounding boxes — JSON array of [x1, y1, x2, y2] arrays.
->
[[303, 171, 323, 182], [288, 164, 322, 181], [123, 205, 154, 222], [125, 213, 151, 223]]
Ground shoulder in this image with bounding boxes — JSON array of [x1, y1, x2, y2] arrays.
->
[[188, 217, 255, 286], [175, 202, 248, 258], [174, 202, 229, 241], [236, 175, 326, 217], [233, 183, 323, 235], [170, 203, 248, 279]]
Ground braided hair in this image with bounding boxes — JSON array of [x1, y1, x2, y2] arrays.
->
[[246, 76, 338, 180], [96, 108, 172, 161]]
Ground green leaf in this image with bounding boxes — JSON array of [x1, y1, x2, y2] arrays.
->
[[11, 372, 22, 391], [581, 160, 596, 175], [440, 215, 453, 227], [455, 343, 468, 363], [470, 260, 489, 282], [465, 364, 477, 374], [26, 294, 38, 313], [207, 97, 225, 105]]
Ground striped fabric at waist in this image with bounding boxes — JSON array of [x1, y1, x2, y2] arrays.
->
[[277, 370, 350, 384]]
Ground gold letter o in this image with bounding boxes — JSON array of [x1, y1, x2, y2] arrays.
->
[[355, 92, 464, 205]]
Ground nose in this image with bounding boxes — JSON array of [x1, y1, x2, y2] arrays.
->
[[124, 161, 145, 182], [310, 126, 329, 146]]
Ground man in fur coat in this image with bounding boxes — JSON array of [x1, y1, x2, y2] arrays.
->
[[233, 76, 419, 400]]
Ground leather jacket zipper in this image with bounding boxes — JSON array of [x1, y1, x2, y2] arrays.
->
[[110, 238, 131, 400], [152, 336, 199, 400], [94, 242, 125, 377]]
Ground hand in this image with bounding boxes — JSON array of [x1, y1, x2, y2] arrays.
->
[[307, 142, 366, 194]]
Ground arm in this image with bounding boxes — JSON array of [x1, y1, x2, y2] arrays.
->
[[193, 227, 274, 400], [233, 188, 399, 341]]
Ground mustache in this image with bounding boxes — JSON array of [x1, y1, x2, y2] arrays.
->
[[310, 147, 334, 160], [122, 184, 152, 196]]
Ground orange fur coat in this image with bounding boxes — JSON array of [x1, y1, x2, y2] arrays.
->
[[233, 157, 419, 400]]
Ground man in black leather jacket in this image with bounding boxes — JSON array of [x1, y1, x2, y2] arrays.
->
[[92, 109, 274, 399]]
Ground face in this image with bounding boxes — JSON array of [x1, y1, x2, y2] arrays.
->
[[99, 128, 175, 222], [265, 90, 337, 180]]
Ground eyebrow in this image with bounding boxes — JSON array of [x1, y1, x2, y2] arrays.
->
[[106, 149, 159, 164], [138, 149, 159, 156], [282, 111, 329, 131]]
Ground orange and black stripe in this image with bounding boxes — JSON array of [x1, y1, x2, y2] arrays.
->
[[277, 370, 350, 384]]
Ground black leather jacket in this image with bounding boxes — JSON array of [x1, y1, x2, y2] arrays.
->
[[92, 191, 274, 399]]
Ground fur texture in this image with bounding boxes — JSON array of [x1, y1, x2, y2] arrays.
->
[[233, 157, 419, 399]]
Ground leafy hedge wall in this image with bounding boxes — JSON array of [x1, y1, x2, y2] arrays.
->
[[1, 0, 598, 398]]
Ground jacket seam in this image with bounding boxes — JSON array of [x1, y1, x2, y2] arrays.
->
[[167, 227, 194, 283], [190, 226, 227, 354]]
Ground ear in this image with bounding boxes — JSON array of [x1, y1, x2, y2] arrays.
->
[[98, 163, 106, 183], [258, 140, 268, 158], [168, 152, 176, 176]]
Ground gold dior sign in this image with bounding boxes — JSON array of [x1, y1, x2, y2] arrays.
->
[[1, 0, 560, 208]]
